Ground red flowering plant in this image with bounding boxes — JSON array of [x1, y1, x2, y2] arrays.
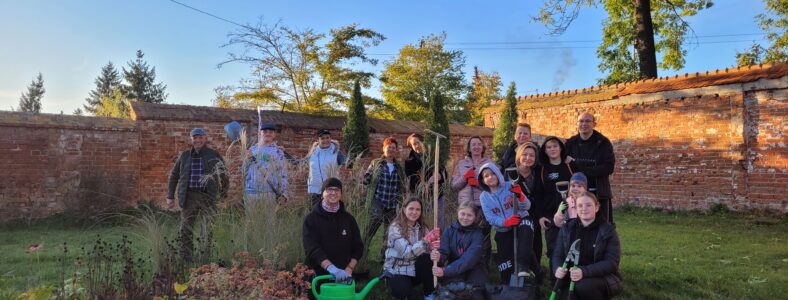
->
[[186, 251, 314, 299]]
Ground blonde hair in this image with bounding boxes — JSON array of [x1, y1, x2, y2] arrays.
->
[[457, 200, 480, 223], [514, 142, 540, 168]]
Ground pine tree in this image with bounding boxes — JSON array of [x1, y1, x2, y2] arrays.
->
[[492, 82, 518, 162], [84, 62, 122, 114], [425, 90, 451, 169], [19, 73, 45, 113], [122, 50, 167, 103], [342, 80, 370, 157]]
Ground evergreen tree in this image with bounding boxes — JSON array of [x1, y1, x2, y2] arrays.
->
[[342, 80, 370, 157], [492, 82, 518, 163], [84, 62, 122, 114], [425, 90, 450, 169], [122, 50, 167, 103], [19, 73, 45, 113], [73, 108, 84, 116]]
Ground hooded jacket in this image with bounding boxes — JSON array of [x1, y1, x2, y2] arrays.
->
[[302, 201, 364, 274], [551, 218, 622, 295], [306, 141, 347, 194], [451, 156, 494, 206], [537, 136, 579, 219], [437, 221, 486, 281], [477, 163, 530, 232], [565, 130, 615, 199]]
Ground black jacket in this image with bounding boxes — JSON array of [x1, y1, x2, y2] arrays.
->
[[498, 141, 519, 171], [565, 130, 615, 199], [167, 147, 229, 207], [404, 149, 447, 196], [302, 201, 364, 274], [551, 218, 622, 295]]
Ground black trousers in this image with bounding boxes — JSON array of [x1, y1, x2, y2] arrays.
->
[[494, 218, 536, 283], [363, 201, 397, 260], [553, 276, 610, 300], [387, 254, 435, 299], [532, 217, 545, 282], [179, 190, 215, 263], [544, 222, 561, 279], [597, 198, 614, 224]]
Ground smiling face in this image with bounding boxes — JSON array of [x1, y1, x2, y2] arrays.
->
[[383, 142, 399, 159], [469, 138, 484, 157], [518, 147, 536, 169], [457, 207, 477, 227], [318, 134, 331, 148], [545, 140, 561, 160], [514, 126, 532, 145], [404, 200, 422, 224], [408, 136, 424, 154], [191, 135, 207, 150], [578, 113, 596, 136], [322, 186, 342, 205], [570, 181, 587, 197], [261, 129, 277, 144], [481, 169, 498, 187], [576, 195, 600, 223]]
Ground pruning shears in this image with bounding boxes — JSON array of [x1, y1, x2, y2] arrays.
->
[[549, 239, 580, 300]]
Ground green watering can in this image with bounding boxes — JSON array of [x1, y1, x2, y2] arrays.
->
[[311, 274, 382, 300]]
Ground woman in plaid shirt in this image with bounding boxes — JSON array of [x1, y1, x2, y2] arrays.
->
[[384, 197, 441, 300]]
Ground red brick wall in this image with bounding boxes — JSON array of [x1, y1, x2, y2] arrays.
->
[[485, 78, 787, 212], [0, 113, 140, 221]]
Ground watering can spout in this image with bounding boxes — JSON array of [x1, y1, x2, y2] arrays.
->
[[356, 277, 379, 300]]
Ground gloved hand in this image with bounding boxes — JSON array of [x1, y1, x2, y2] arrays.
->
[[503, 215, 520, 227], [509, 184, 526, 202], [327, 264, 351, 282], [424, 227, 440, 243], [464, 168, 479, 187], [430, 239, 441, 250]]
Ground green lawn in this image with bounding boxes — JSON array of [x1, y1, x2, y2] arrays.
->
[[1, 209, 785, 299]]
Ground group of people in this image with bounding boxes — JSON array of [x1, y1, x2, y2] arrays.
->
[[166, 112, 623, 299]]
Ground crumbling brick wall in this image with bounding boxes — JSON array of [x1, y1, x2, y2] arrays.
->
[[484, 64, 787, 212]]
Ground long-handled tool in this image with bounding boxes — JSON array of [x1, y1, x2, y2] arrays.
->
[[549, 239, 580, 300], [424, 129, 446, 287], [504, 167, 526, 288]]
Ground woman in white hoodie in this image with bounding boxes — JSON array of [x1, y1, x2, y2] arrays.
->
[[306, 129, 347, 206]]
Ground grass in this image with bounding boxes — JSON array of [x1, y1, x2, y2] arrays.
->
[[1, 208, 785, 299]]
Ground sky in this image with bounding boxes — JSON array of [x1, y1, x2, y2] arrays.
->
[[0, 0, 769, 114]]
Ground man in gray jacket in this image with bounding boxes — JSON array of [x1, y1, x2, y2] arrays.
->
[[166, 128, 230, 262]]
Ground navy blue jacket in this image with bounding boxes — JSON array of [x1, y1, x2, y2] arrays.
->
[[438, 221, 485, 281]]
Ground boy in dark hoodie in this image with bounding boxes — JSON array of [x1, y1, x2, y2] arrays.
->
[[536, 136, 579, 273], [477, 163, 536, 283]]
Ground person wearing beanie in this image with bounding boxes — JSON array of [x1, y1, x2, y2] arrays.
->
[[554, 172, 589, 228], [303, 177, 364, 295], [306, 129, 347, 207]]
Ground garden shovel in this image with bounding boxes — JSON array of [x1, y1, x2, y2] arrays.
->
[[549, 239, 580, 300], [504, 167, 525, 288]]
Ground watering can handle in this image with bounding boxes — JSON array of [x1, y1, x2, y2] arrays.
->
[[311, 274, 336, 298]]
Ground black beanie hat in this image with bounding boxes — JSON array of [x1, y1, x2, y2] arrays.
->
[[321, 177, 343, 192]]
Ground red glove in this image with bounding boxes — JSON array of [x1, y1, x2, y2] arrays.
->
[[464, 168, 479, 187], [509, 184, 526, 202], [503, 215, 520, 227], [424, 227, 441, 243]]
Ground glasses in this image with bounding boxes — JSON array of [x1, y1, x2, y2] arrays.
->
[[325, 187, 341, 193]]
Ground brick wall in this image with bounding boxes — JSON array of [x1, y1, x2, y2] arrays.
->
[[484, 64, 787, 212], [0, 113, 139, 221]]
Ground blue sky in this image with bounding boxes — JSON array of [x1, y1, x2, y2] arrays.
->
[[0, 0, 767, 114]]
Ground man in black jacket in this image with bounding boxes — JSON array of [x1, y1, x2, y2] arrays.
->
[[499, 123, 533, 174], [303, 178, 364, 281], [565, 112, 616, 223], [166, 128, 230, 262]]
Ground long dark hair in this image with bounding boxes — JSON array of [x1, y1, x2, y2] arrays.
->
[[391, 197, 428, 241]]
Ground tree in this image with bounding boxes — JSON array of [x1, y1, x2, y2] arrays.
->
[[380, 33, 469, 123], [19, 73, 45, 113], [535, 0, 713, 83], [466, 66, 502, 126], [219, 20, 384, 114], [736, 0, 787, 66], [95, 88, 130, 118], [425, 90, 450, 169], [492, 82, 518, 163], [73, 108, 84, 116], [342, 80, 370, 156], [122, 50, 167, 103], [84, 62, 122, 114]]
